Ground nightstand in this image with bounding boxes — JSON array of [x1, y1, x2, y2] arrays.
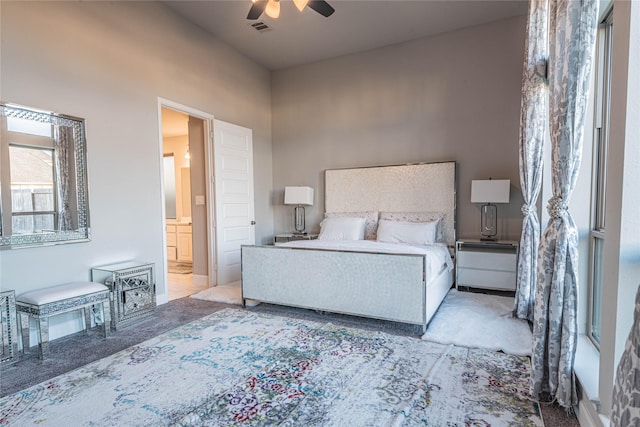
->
[[91, 261, 156, 330], [455, 239, 519, 292], [274, 233, 319, 246]]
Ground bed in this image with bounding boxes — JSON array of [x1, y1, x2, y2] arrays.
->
[[241, 161, 457, 332]]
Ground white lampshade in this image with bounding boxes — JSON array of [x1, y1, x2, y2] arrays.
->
[[471, 180, 510, 203], [284, 186, 314, 206]]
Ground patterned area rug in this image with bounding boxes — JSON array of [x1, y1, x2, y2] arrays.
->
[[0, 309, 543, 426]]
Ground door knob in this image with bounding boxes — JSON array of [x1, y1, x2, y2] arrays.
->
[[250, 221, 256, 225]]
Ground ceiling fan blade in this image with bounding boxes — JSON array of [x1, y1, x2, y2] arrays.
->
[[247, 0, 268, 20], [307, 0, 335, 17]]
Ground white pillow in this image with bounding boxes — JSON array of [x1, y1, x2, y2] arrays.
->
[[376, 219, 438, 245], [379, 211, 446, 242], [318, 217, 366, 241], [324, 211, 378, 240]]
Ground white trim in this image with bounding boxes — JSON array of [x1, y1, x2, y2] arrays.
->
[[599, 1, 640, 415], [575, 334, 608, 427], [577, 397, 608, 427], [205, 123, 217, 287], [575, 335, 600, 401], [156, 98, 216, 305]]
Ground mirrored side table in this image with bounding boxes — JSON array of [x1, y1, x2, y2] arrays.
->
[[1, 290, 19, 365], [91, 261, 156, 330]]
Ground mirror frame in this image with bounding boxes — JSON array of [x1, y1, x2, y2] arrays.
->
[[0, 103, 91, 248]]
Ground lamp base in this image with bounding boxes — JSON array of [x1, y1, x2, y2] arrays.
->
[[293, 205, 306, 234], [480, 203, 498, 240]]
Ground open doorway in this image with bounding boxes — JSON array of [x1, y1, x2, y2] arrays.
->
[[157, 100, 255, 303], [161, 106, 209, 300]]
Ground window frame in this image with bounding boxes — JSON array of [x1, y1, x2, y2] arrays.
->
[[2, 117, 59, 236], [8, 143, 59, 233], [587, 9, 614, 348]]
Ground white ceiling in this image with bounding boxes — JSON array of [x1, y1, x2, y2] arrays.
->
[[163, 0, 528, 71]]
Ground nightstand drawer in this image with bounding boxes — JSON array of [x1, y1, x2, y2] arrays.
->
[[457, 268, 517, 291], [457, 251, 516, 272], [455, 239, 519, 292], [122, 285, 155, 316]]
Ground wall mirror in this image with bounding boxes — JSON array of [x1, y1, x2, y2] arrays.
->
[[163, 154, 177, 219], [0, 103, 90, 248]]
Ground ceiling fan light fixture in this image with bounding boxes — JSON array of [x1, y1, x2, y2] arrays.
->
[[292, 0, 309, 12], [247, 0, 332, 20], [265, 0, 280, 18]]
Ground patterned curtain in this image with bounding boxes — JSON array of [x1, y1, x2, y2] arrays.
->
[[530, 0, 598, 409], [54, 125, 73, 231], [611, 285, 640, 426], [514, 0, 549, 322]]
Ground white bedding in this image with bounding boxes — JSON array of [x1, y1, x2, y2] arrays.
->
[[281, 239, 454, 282]]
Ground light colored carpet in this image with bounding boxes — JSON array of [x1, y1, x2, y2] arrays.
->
[[422, 289, 532, 356], [0, 309, 542, 426], [190, 282, 260, 307]]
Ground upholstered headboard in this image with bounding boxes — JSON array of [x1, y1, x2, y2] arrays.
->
[[324, 161, 457, 247]]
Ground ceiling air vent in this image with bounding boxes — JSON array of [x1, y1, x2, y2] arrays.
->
[[250, 21, 271, 33]]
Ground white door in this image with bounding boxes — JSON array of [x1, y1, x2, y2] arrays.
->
[[214, 120, 255, 285]]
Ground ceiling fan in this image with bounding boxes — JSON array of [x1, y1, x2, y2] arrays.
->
[[247, 0, 335, 20]]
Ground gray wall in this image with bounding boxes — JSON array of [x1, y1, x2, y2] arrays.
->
[[272, 16, 527, 241], [188, 117, 208, 277], [0, 2, 273, 311]]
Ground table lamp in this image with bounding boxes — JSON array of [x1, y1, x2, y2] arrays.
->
[[471, 179, 510, 241], [284, 186, 314, 234]]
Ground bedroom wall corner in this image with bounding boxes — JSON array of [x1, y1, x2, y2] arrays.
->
[[271, 15, 527, 242]]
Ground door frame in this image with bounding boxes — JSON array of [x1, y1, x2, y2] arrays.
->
[[157, 98, 216, 304]]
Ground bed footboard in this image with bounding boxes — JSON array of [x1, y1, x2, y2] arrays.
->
[[241, 245, 427, 328]]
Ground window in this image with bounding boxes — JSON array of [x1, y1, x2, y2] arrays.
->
[[1, 113, 57, 236], [9, 145, 57, 234], [588, 10, 613, 347]]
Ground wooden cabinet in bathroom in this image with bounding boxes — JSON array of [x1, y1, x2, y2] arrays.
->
[[166, 223, 178, 261], [177, 224, 193, 262]]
